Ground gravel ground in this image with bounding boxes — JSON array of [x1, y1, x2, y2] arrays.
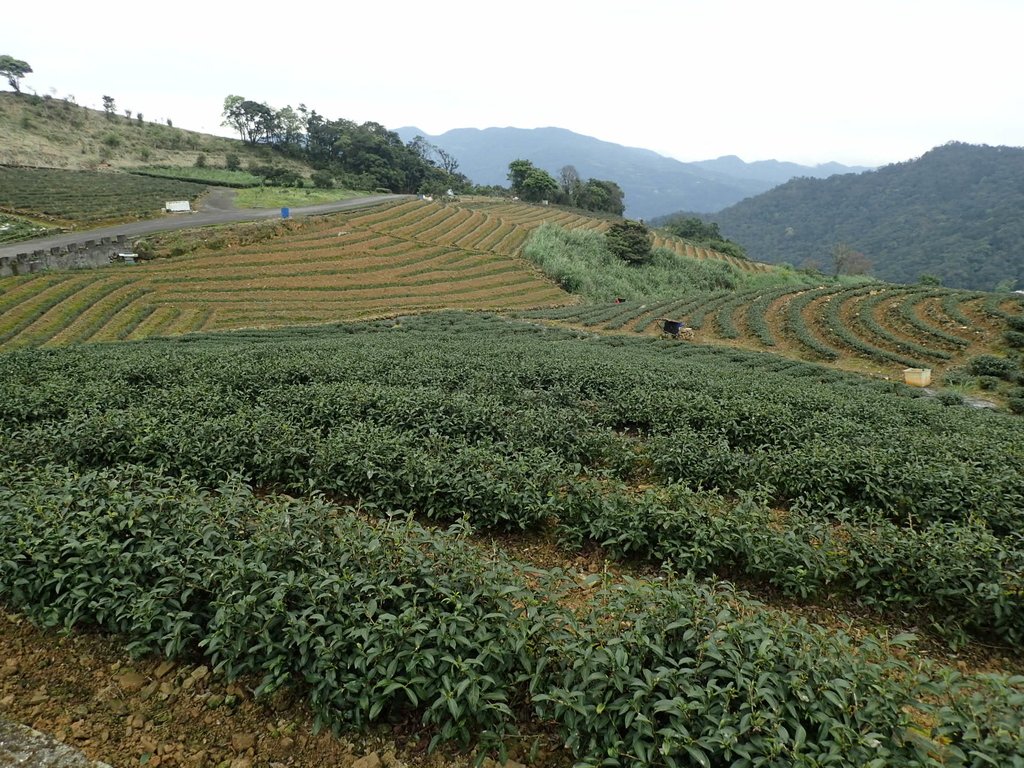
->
[[0, 718, 112, 767]]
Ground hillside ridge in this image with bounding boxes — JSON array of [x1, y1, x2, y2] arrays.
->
[[395, 125, 868, 218], [703, 141, 1024, 291]]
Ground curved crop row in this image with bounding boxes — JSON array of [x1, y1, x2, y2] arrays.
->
[[817, 286, 928, 368], [896, 291, 973, 348], [631, 294, 713, 333], [982, 292, 1024, 320], [0, 200, 575, 348], [711, 287, 766, 339], [744, 286, 803, 347], [783, 286, 844, 361], [941, 291, 986, 328], [684, 290, 735, 330], [855, 288, 953, 362]]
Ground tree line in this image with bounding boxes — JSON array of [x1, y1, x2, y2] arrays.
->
[[220, 95, 469, 195], [220, 95, 630, 214], [506, 159, 625, 215]]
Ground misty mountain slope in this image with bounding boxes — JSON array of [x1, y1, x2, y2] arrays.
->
[[690, 155, 870, 186], [396, 126, 864, 219], [706, 142, 1024, 291]]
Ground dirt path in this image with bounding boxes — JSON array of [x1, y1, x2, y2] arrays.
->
[[0, 191, 410, 261]]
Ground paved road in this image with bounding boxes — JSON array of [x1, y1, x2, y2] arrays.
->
[[0, 189, 411, 260]]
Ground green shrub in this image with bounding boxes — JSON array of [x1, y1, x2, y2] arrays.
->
[[3, 463, 1020, 765], [937, 390, 964, 406], [310, 169, 334, 189], [605, 220, 653, 265], [1004, 329, 1024, 348], [968, 354, 1016, 379], [942, 367, 973, 387], [250, 164, 303, 187]]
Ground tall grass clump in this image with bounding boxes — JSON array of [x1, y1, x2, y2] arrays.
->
[[523, 223, 810, 301]]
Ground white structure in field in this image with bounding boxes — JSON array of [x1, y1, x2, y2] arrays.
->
[[165, 200, 191, 212]]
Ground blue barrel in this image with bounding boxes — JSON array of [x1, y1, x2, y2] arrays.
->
[[281, 207, 290, 219]]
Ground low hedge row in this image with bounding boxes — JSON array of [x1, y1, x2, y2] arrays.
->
[[3, 463, 1022, 766], [558, 481, 1024, 646]]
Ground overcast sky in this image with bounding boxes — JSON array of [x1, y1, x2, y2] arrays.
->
[[5, 0, 1022, 167]]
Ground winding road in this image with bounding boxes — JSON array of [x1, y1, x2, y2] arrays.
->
[[0, 188, 411, 260]]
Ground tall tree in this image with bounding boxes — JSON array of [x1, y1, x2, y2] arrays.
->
[[408, 136, 460, 177], [833, 242, 872, 276], [220, 96, 277, 144], [0, 55, 31, 93], [274, 105, 305, 149], [559, 165, 582, 204], [302, 111, 342, 164], [521, 168, 559, 202], [577, 179, 625, 215], [221, 95, 248, 141], [102, 95, 116, 118], [434, 146, 459, 176], [507, 159, 536, 196]]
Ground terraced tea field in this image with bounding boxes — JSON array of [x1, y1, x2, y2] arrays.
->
[[4, 178, 1024, 766], [0, 197, 773, 350], [520, 281, 1023, 377], [0, 198, 589, 347], [2, 190, 1020, 387], [0, 166, 207, 227], [3, 313, 1023, 767]]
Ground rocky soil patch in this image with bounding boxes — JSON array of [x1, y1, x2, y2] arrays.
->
[[0, 612, 538, 768]]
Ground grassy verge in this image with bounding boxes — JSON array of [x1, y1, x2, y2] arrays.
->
[[234, 187, 372, 209]]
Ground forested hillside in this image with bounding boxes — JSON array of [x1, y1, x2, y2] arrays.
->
[[704, 142, 1024, 291]]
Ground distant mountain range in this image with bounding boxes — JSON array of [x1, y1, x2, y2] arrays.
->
[[702, 142, 1024, 291], [395, 126, 868, 219]]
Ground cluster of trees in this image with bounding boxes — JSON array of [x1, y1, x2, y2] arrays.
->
[[220, 95, 467, 195], [506, 159, 625, 215]]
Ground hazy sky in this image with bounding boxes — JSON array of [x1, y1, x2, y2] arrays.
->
[[5, 0, 1022, 167]]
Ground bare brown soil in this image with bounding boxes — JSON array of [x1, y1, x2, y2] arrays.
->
[[0, 610, 543, 768]]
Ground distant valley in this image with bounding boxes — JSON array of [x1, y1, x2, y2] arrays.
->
[[396, 126, 868, 219]]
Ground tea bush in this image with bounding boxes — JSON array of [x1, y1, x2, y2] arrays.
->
[[1, 312, 1022, 646]]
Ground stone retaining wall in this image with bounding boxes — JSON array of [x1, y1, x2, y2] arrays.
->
[[0, 235, 134, 277]]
